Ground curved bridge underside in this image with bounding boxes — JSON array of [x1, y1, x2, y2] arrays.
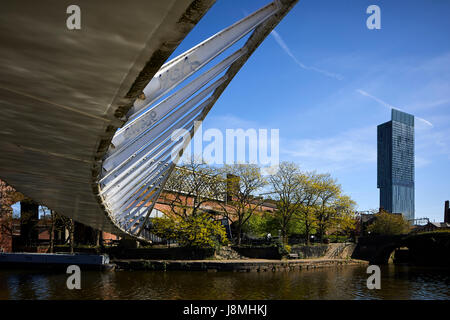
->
[[0, 0, 298, 239]]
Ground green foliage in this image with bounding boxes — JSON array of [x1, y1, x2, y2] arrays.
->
[[151, 217, 178, 241], [220, 164, 267, 245], [241, 214, 268, 237], [261, 214, 283, 235], [268, 162, 305, 244], [267, 164, 357, 244], [241, 213, 285, 237], [151, 214, 228, 250], [288, 217, 313, 235], [275, 240, 290, 257], [154, 161, 357, 248], [367, 211, 411, 235], [177, 214, 228, 249]]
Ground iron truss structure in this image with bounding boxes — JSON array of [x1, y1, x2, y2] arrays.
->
[[163, 166, 227, 202]]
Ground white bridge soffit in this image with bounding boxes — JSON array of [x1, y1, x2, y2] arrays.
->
[[0, 0, 298, 240]]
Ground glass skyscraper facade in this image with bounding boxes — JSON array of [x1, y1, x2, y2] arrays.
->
[[377, 109, 415, 221]]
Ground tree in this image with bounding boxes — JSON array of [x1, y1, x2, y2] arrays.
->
[[163, 159, 224, 219], [68, 219, 75, 254], [0, 180, 24, 212], [287, 172, 357, 243], [331, 194, 357, 238], [48, 212, 76, 253], [0, 179, 24, 247], [46, 211, 75, 252], [218, 164, 267, 245], [242, 213, 274, 238], [295, 172, 321, 245], [367, 210, 411, 236], [313, 174, 343, 242], [268, 162, 307, 244], [49, 210, 56, 253], [151, 214, 227, 250], [19, 199, 39, 246], [149, 216, 178, 243], [176, 214, 228, 249]]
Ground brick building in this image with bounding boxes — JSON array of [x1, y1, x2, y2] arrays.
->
[[0, 214, 13, 252], [0, 170, 276, 250]]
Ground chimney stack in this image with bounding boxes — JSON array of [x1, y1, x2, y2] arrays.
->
[[445, 200, 450, 224], [226, 174, 240, 202]]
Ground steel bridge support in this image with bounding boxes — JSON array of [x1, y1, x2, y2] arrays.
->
[[98, 0, 299, 239]]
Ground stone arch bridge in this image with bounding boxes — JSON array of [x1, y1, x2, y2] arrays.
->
[[352, 232, 450, 266]]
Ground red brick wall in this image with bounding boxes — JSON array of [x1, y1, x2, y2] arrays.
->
[[102, 231, 119, 242], [38, 230, 50, 240], [0, 218, 12, 252]]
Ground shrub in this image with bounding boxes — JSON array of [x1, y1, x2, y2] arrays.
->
[[242, 214, 268, 238], [150, 217, 178, 242], [151, 214, 228, 250], [284, 244, 291, 253], [367, 211, 411, 236], [177, 214, 228, 249], [274, 240, 290, 257]]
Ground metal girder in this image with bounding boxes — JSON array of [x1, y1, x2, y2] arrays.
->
[[102, 76, 227, 172], [127, 1, 280, 118], [99, 0, 299, 239], [110, 48, 246, 152]]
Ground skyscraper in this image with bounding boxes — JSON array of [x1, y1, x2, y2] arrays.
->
[[377, 109, 415, 221]]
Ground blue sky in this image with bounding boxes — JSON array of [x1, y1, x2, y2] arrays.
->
[[167, 0, 450, 222]]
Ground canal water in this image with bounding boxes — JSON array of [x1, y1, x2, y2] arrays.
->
[[0, 265, 448, 300]]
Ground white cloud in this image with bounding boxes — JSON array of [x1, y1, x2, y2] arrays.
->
[[270, 30, 344, 81], [280, 126, 376, 173], [356, 89, 433, 127]]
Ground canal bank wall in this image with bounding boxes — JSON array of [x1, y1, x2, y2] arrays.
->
[[112, 258, 368, 272], [105, 243, 357, 261], [230, 243, 357, 260]]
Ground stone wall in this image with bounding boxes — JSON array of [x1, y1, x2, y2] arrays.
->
[[323, 243, 357, 259], [290, 245, 328, 259], [215, 246, 247, 260], [231, 243, 357, 260], [290, 243, 356, 259], [107, 246, 215, 260], [113, 258, 368, 272], [231, 246, 281, 259]]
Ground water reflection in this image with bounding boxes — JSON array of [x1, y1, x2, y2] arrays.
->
[[0, 265, 448, 300]]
